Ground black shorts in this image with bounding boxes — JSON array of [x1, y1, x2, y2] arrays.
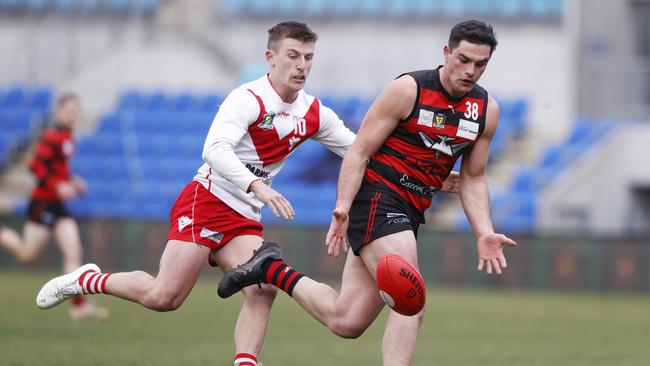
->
[[347, 185, 424, 256], [26, 199, 71, 227]]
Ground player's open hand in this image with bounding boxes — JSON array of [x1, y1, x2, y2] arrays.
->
[[249, 180, 295, 220], [325, 207, 349, 257], [476, 232, 517, 275], [439, 171, 460, 193], [71, 176, 87, 194], [56, 181, 78, 201]]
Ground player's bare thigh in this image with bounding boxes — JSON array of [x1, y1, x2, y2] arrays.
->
[[359, 230, 420, 276], [210, 235, 265, 271], [153, 239, 211, 294]]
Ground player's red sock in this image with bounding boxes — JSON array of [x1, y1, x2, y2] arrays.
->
[[71, 296, 85, 306], [233, 353, 257, 366], [78, 270, 112, 295], [263, 260, 304, 297]]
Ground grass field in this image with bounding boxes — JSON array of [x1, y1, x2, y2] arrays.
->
[[1, 270, 649, 366]]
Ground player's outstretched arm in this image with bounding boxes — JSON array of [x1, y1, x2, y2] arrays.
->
[[458, 96, 517, 275]]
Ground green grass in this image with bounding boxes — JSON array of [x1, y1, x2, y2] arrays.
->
[[1, 270, 649, 366]]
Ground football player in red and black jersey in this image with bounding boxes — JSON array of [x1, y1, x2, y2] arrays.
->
[[0, 94, 108, 320], [217, 20, 517, 366]]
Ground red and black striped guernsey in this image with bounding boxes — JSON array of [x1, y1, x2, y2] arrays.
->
[[28, 125, 75, 201], [364, 66, 489, 214]]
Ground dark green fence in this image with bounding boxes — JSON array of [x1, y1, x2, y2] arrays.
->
[[1, 218, 648, 292]]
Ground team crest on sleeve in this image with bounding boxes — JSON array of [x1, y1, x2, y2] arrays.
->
[[258, 112, 276, 130]]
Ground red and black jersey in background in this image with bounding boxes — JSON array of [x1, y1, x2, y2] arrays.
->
[[28, 125, 75, 201], [363, 66, 489, 216]]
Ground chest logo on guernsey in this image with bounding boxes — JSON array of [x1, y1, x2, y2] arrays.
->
[[258, 112, 276, 130], [418, 132, 470, 159], [457, 119, 479, 141], [434, 113, 446, 129]]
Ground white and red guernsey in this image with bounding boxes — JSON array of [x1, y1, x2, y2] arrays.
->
[[195, 75, 356, 221]]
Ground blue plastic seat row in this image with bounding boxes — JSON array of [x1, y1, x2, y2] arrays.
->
[[456, 119, 615, 234], [0, 86, 51, 112], [118, 90, 224, 113], [217, 0, 563, 21], [0, 0, 159, 15]]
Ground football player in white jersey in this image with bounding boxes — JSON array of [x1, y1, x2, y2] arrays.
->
[[36, 21, 459, 366]]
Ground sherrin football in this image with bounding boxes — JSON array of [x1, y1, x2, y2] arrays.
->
[[375, 254, 426, 316]]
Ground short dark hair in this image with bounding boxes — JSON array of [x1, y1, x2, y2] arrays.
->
[[267, 21, 318, 50], [57, 93, 78, 107], [449, 20, 498, 54]]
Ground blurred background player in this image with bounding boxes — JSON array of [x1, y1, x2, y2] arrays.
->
[[0, 93, 108, 320], [217, 20, 517, 366]]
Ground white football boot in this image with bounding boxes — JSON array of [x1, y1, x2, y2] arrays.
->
[[36, 263, 101, 309]]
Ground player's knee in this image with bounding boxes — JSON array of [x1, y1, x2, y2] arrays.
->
[[242, 284, 277, 305], [144, 289, 185, 312], [16, 251, 39, 264], [415, 307, 425, 328], [329, 320, 367, 339]]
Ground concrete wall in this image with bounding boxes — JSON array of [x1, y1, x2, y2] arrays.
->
[[576, 0, 650, 119], [539, 123, 650, 235]]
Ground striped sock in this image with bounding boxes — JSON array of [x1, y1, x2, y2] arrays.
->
[[233, 353, 257, 366], [78, 270, 112, 295], [263, 260, 304, 297]]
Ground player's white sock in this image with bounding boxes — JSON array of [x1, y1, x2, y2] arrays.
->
[[234, 353, 257, 366], [79, 270, 112, 295]]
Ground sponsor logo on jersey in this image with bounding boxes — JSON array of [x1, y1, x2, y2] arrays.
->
[[200, 228, 224, 243], [258, 112, 275, 130], [418, 132, 470, 159], [417, 109, 434, 127], [288, 136, 302, 150], [245, 164, 271, 179], [434, 113, 446, 129], [399, 174, 437, 198], [178, 216, 193, 232], [387, 212, 410, 224], [457, 119, 479, 141]]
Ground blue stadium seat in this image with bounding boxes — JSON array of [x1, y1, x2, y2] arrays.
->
[[248, 0, 272, 17], [303, 0, 327, 18], [29, 87, 52, 112], [219, 0, 246, 15], [1, 87, 25, 108], [199, 93, 223, 113], [359, 0, 383, 18]]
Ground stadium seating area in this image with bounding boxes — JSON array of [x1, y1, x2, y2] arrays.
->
[[0, 86, 52, 171], [0, 0, 160, 16], [217, 0, 564, 22], [455, 119, 615, 233], [58, 88, 528, 226]]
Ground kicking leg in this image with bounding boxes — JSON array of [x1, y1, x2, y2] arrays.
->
[[218, 241, 386, 339], [212, 235, 277, 364]]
